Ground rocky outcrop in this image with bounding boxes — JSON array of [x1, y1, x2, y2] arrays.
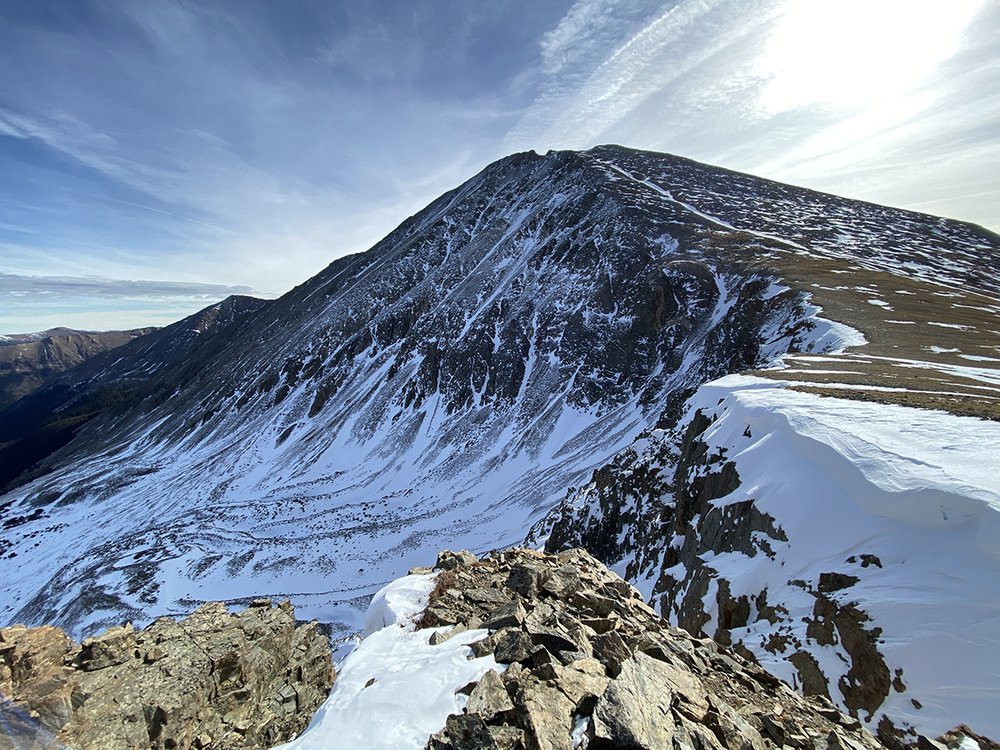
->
[[420, 547, 898, 750], [0, 600, 333, 749]]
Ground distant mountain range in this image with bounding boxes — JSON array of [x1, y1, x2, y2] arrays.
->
[[0, 326, 156, 411], [0, 295, 266, 491], [1, 146, 998, 743]]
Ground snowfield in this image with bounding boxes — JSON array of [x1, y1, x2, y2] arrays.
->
[[275, 573, 501, 750], [676, 374, 1000, 736]]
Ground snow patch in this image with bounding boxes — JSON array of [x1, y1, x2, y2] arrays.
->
[[276, 574, 502, 750], [682, 375, 1000, 736]]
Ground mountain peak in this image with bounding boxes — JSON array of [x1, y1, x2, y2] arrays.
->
[[1, 146, 998, 739]]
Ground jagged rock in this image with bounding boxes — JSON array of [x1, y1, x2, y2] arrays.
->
[[541, 565, 582, 599], [591, 630, 631, 677], [487, 725, 527, 750], [705, 699, 767, 750], [537, 659, 609, 712], [436, 550, 479, 571], [466, 669, 514, 721], [935, 726, 1000, 750], [464, 588, 511, 607], [508, 675, 575, 750], [418, 547, 909, 750], [792, 650, 833, 699], [483, 600, 527, 631], [819, 572, 861, 593], [428, 713, 499, 750], [503, 557, 551, 598], [526, 625, 581, 658], [569, 591, 617, 617], [430, 625, 469, 645], [0, 601, 333, 749], [493, 629, 534, 664], [591, 652, 680, 749], [76, 623, 136, 671], [806, 592, 891, 720]]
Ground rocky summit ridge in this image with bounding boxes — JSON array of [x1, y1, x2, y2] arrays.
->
[[412, 548, 994, 750], [6, 547, 996, 750]]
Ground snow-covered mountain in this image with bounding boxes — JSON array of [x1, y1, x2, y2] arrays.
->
[[1, 146, 997, 741]]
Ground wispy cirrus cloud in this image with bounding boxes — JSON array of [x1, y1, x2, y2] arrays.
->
[[0, 273, 255, 300], [506, 0, 998, 232], [0, 0, 996, 334]]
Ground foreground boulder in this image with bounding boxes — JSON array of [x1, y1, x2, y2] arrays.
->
[[420, 548, 993, 750], [0, 600, 333, 749]]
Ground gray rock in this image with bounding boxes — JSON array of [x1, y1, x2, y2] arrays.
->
[[464, 588, 512, 606], [428, 713, 499, 750], [493, 629, 534, 664], [483, 600, 527, 631], [760, 713, 787, 744], [510, 677, 574, 750], [424, 607, 463, 628], [581, 616, 618, 635], [527, 625, 580, 657], [430, 625, 468, 645], [436, 550, 479, 571], [539, 660, 609, 712], [76, 624, 136, 671], [542, 565, 582, 599], [674, 717, 728, 750], [705, 700, 767, 750], [506, 562, 550, 598], [467, 669, 514, 721], [488, 725, 526, 750], [569, 591, 617, 617], [470, 632, 500, 658], [591, 652, 680, 750], [915, 737, 949, 750], [591, 630, 631, 677]]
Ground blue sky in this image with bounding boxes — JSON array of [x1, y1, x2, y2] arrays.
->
[[1, 0, 997, 333]]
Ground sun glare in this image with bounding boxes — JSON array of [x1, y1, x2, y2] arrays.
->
[[760, 0, 985, 114]]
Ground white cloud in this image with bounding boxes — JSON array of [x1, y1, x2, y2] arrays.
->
[[507, 0, 999, 232], [0, 272, 256, 300], [1, 0, 997, 333]]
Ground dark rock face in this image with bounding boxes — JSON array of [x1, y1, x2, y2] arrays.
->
[[0, 600, 332, 749], [421, 548, 889, 750]]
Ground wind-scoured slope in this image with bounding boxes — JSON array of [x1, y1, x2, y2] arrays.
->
[[0, 148, 827, 638]]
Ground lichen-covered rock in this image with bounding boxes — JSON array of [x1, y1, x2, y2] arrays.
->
[[0, 601, 333, 749]]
